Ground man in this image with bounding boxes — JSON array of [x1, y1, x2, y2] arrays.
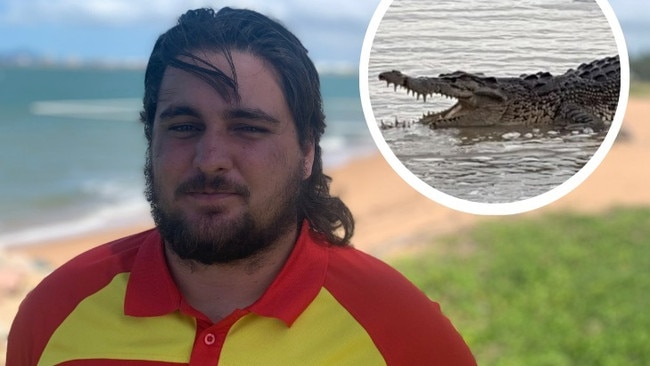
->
[[7, 7, 476, 365]]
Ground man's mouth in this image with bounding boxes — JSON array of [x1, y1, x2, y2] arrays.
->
[[186, 189, 240, 198], [175, 174, 251, 202], [184, 191, 242, 207]]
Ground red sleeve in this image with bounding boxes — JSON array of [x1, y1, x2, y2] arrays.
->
[[325, 246, 477, 366], [6, 299, 39, 366], [5, 233, 146, 365]]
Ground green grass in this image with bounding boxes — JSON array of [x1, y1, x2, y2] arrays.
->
[[393, 208, 650, 366]]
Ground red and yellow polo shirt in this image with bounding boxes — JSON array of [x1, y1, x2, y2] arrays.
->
[[7, 223, 476, 365]]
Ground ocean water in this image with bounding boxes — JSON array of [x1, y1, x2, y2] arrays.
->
[[366, 0, 621, 203], [0, 67, 372, 247]]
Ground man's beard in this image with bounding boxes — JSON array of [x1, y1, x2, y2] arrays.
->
[[144, 154, 304, 265]]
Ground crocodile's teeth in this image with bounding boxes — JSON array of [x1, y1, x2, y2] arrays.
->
[[445, 104, 462, 118]]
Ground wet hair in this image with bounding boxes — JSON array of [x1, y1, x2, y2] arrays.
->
[[140, 7, 354, 245]]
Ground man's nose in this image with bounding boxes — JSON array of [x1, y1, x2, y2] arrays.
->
[[193, 132, 234, 174]]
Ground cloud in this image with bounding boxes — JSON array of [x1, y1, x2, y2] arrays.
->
[[1, 0, 196, 25], [0, 0, 381, 64], [0, 0, 380, 26], [2, 0, 643, 28]]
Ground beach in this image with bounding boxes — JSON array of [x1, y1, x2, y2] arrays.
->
[[1, 96, 649, 360]]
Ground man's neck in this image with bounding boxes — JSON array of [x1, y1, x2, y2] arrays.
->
[[164, 226, 299, 323]]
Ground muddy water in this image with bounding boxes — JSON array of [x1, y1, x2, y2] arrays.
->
[[381, 125, 606, 202]]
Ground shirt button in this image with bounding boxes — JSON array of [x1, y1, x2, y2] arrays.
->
[[204, 333, 216, 346]]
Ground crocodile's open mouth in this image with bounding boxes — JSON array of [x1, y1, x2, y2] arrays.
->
[[379, 71, 471, 125], [420, 97, 474, 127], [427, 97, 465, 119], [378, 70, 509, 128]]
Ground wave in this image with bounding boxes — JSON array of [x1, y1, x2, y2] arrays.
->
[[0, 176, 150, 248], [0, 196, 151, 248], [29, 98, 141, 121], [321, 134, 377, 168]]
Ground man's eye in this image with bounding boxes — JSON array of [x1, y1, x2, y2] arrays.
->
[[167, 123, 203, 138], [169, 124, 201, 132], [234, 125, 269, 134]]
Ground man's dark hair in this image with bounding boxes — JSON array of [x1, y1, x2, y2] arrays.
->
[[140, 7, 354, 245]]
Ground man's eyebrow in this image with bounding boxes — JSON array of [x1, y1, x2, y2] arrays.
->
[[225, 107, 282, 124], [158, 105, 201, 120]]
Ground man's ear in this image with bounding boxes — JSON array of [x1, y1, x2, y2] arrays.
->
[[302, 141, 315, 180]]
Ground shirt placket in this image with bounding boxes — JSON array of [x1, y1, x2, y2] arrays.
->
[[189, 309, 250, 365]]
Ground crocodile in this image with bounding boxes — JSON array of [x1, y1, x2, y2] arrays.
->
[[378, 55, 620, 131]]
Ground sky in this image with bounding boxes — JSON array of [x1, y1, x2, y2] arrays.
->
[[0, 0, 382, 69], [0, 0, 647, 68]]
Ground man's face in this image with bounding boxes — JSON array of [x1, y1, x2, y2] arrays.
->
[[146, 50, 314, 264]]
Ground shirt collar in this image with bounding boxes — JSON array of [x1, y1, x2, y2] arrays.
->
[[247, 222, 330, 326], [124, 222, 330, 326], [124, 229, 182, 317]]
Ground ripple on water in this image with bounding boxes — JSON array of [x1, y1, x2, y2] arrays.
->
[[389, 125, 606, 203]]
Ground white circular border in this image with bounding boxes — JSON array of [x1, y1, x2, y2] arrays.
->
[[359, 0, 630, 216]]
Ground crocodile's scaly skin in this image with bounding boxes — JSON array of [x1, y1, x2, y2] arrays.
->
[[378, 56, 620, 130]]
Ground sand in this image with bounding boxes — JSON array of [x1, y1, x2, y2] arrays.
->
[[1, 97, 648, 360]]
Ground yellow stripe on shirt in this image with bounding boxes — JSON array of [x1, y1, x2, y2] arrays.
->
[[39, 273, 196, 366], [220, 288, 386, 365]]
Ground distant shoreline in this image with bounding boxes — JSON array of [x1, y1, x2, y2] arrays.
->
[[0, 58, 363, 76]]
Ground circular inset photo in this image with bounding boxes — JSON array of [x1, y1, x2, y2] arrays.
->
[[360, 0, 629, 215]]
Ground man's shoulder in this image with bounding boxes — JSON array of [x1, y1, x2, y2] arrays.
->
[[23, 229, 157, 308], [55, 229, 156, 278], [7, 229, 160, 364], [324, 245, 428, 302], [322, 245, 477, 365]]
